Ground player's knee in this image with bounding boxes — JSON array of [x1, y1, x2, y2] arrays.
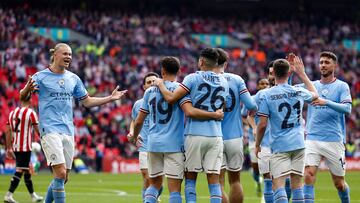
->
[[304, 169, 316, 183], [334, 180, 346, 191], [55, 169, 67, 179]]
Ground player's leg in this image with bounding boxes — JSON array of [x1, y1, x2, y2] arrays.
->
[[270, 152, 292, 203], [41, 133, 68, 203], [145, 152, 164, 203], [140, 152, 150, 201], [249, 142, 261, 196], [285, 177, 291, 201], [224, 138, 244, 203], [4, 152, 24, 203], [185, 172, 198, 203], [164, 152, 184, 203], [324, 141, 349, 203], [184, 135, 203, 203], [272, 176, 288, 203], [219, 169, 229, 203], [331, 175, 349, 203], [227, 171, 243, 203], [204, 137, 223, 203], [303, 140, 322, 203], [258, 147, 273, 203], [23, 167, 43, 202], [220, 142, 229, 203], [290, 149, 306, 203]]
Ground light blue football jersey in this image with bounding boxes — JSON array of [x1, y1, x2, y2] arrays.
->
[[32, 68, 88, 137], [180, 71, 229, 137], [257, 83, 313, 153], [305, 79, 352, 142], [140, 81, 187, 152], [221, 73, 256, 140], [253, 91, 271, 147], [131, 99, 149, 152]]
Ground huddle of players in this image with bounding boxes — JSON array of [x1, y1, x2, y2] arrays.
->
[[129, 48, 351, 203]]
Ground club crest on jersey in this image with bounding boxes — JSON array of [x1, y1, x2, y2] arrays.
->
[[321, 89, 328, 98], [58, 79, 65, 89]]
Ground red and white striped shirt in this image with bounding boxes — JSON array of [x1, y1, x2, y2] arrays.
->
[[7, 107, 39, 152]]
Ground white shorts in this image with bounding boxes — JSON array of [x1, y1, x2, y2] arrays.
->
[[305, 140, 346, 176], [258, 146, 272, 175], [185, 135, 223, 174], [41, 133, 74, 169], [270, 148, 305, 179], [249, 141, 258, 163], [147, 152, 184, 179], [221, 138, 244, 172], [139, 151, 148, 170]]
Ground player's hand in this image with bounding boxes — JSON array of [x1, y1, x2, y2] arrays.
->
[[286, 53, 296, 73], [293, 55, 306, 75], [153, 78, 163, 86], [248, 109, 257, 117], [6, 149, 15, 159], [24, 75, 39, 93], [311, 97, 327, 106], [136, 136, 143, 148], [214, 109, 224, 120], [127, 132, 134, 143], [110, 86, 127, 101], [255, 145, 261, 159]]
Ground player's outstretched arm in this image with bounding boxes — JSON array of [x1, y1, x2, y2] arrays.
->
[[240, 91, 257, 111], [20, 76, 38, 101], [82, 86, 127, 108], [181, 102, 224, 120], [132, 111, 146, 144], [155, 78, 187, 104], [293, 56, 318, 100], [311, 98, 352, 114], [255, 116, 268, 158]]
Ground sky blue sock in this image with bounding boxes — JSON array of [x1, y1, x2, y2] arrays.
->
[[303, 184, 314, 203], [45, 180, 54, 203], [264, 179, 274, 203], [144, 186, 158, 203], [274, 188, 288, 203], [169, 191, 182, 203], [285, 177, 291, 200], [292, 188, 304, 203], [338, 185, 350, 203], [208, 184, 222, 203], [185, 179, 196, 203], [52, 178, 65, 203]]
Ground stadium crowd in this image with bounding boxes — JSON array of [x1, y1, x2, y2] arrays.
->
[[1, 7, 360, 171]]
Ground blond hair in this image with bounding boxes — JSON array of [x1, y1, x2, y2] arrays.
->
[[49, 43, 70, 64]]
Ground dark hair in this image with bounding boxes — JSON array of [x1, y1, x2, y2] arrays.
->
[[257, 78, 268, 85], [200, 48, 219, 66], [143, 72, 159, 85], [267, 60, 274, 69], [273, 59, 290, 78], [216, 48, 229, 66], [320, 51, 337, 63], [160, 56, 180, 75]]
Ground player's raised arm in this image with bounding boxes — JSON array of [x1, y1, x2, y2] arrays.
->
[[293, 56, 318, 100], [155, 78, 187, 104], [181, 102, 224, 120], [81, 86, 127, 108]]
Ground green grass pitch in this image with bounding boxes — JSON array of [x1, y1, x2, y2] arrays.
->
[[1, 171, 359, 202]]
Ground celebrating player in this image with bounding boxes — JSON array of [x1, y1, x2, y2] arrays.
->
[[256, 57, 318, 203], [19, 43, 127, 203], [128, 72, 159, 202], [302, 52, 352, 203]]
